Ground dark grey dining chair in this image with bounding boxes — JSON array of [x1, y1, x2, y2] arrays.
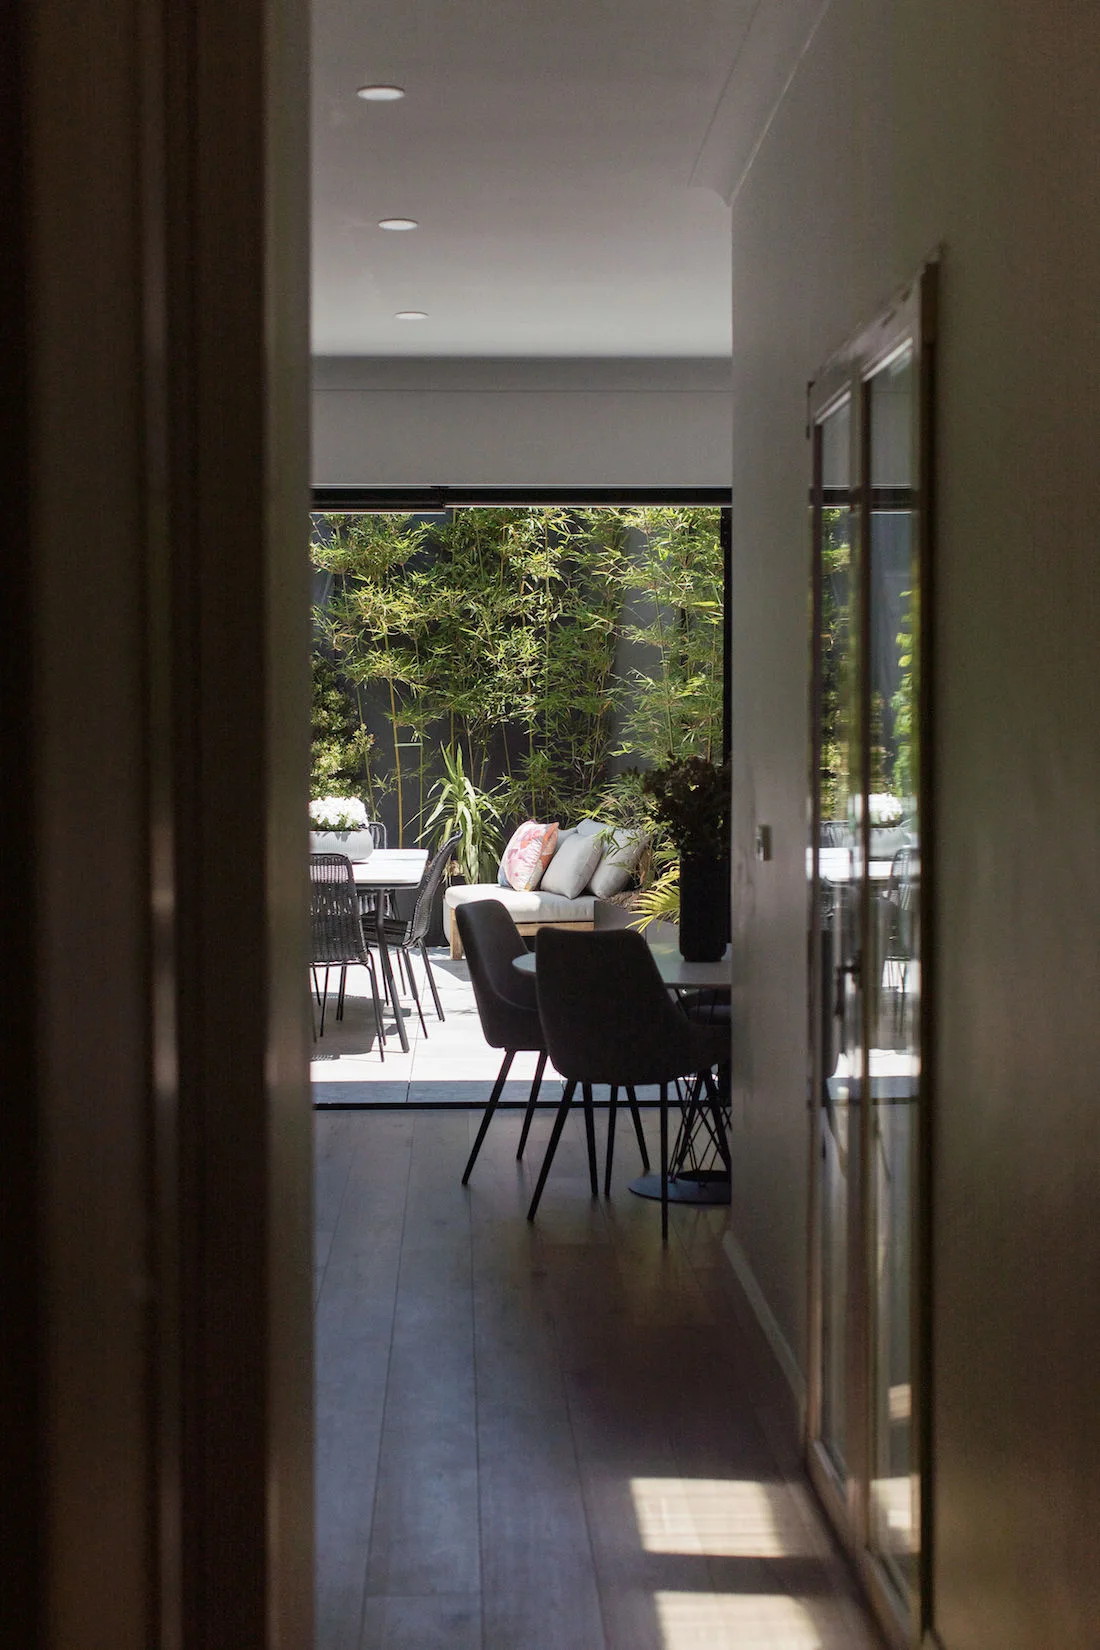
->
[[529, 928, 729, 1241], [309, 853, 386, 1053], [456, 900, 549, 1185]]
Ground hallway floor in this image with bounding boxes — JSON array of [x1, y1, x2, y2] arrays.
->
[[315, 1106, 882, 1650]]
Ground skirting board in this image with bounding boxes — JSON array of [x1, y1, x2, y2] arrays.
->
[[721, 1227, 807, 1417]]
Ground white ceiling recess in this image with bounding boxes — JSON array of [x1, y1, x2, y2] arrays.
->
[[311, 0, 759, 358]]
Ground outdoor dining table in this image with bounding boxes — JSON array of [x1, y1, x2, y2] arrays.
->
[[512, 937, 733, 1205], [352, 849, 429, 1053]]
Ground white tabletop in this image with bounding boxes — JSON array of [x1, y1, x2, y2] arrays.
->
[[352, 849, 428, 890], [513, 937, 731, 991], [814, 847, 896, 883]]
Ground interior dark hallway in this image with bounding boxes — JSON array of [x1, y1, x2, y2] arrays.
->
[[314, 1106, 883, 1649]]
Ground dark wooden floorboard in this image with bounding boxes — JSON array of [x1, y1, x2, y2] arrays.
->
[[315, 1108, 883, 1650], [315, 1114, 414, 1650], [365, 1112, 481, 1602]]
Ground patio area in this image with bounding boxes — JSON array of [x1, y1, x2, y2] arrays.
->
[[310, 947, 563, 1107]]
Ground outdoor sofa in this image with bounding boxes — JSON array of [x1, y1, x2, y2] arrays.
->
[[444, 816, 646, 960]]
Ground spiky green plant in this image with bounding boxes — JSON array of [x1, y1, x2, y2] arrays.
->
[[418, 742, 504, 884]]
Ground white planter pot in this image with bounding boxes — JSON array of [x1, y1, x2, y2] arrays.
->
[[869, 825, 909, 860], [309, 830, 375, 862]]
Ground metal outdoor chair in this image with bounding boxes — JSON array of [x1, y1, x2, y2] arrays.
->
[[528, 928, 729, 1241], [882, 843, 919, 1028], [376, 832, 461, 1038], [309, 853, 386, 1054]]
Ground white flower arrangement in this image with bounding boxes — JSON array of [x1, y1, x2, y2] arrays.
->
[[310, 795, 369, 832], [868, 793, 904, 827]]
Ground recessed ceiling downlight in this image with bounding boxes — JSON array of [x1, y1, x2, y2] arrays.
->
[[394, 310, 428, 321], [356, 84, 405, 101], [379, 218, 419, 231]]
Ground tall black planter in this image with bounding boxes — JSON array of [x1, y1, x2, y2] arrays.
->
[[678, 855, 726, 961]]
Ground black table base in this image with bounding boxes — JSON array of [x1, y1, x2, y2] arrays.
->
[[628, 1169, 730, 1206]]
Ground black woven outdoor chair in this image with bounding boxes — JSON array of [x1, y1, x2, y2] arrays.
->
[[376, 832, 461, 1038], [309, 853, 386, 1053]]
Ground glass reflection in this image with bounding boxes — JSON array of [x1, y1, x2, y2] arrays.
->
[[814, 396, 857, 1479], [866, 345, 920, 1604]]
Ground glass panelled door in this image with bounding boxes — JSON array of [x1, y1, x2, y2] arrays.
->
[[808, 265, 935, 1649], [813, 395, 861, 1481], [866, 346, 921, 1604]]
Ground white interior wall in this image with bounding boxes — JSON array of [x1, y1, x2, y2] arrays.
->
[[726, 4, 1100, 1647], [311, 356, 732, 488]]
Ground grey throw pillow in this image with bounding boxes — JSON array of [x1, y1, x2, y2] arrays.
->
[[540, 831, 605, 899], [588, 828, 648, 899]]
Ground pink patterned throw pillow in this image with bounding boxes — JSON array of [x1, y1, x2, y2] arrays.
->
[[499, 819, 559, 892]]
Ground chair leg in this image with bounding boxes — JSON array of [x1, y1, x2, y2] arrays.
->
[[582, 1083, 598, 1197], [626, 1086, 650, 1173], [312, 966, 323, 1006], [365, 954, 385, 1063], [527, 1080, 576, 1222], [420, 940, 445, 1022], [671, 1074, 703, 1176], [701, 1067, 731, 1170], [604, 1086, 618, 1196], [336, 963, 348, 1022], [660, 1081, 669, 1244], [318, 966, 331, 1036], [402, 947, 429, 1038], [462, 1049, 514, 1185], [517, 1051, 547, 1159]]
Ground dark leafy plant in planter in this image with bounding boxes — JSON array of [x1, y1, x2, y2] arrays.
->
[[641, 755, 730, 860], [641, 755, 730, 959]]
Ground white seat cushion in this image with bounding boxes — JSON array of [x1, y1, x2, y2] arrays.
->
[[444, 883, 595, 922]]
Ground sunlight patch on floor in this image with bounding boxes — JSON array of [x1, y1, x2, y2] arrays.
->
[[872, 1474, 917, 1543], [655, 1591, 823, 1648], [888, 1382, 911, 1422], [631, 1477, 813, 1559]]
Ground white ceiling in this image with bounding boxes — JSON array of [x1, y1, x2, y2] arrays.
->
[[310, 0, 754, 357]]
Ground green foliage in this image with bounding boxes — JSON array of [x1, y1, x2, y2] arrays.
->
[[311, 654, 376, 802], [819, 507, 852, 821], [640, 755, 731, 861], [614, 507, 724, 765], [419, 743, 504, 884], [891, 587, 917, 801], [629, 851, 680, 931], [310, 507, 724, 860]]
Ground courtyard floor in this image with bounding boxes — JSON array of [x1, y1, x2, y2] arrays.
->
[[310, 947, 562, 1108]]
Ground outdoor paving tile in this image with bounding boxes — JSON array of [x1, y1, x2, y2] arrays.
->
[[310, 949, 572, 1108]]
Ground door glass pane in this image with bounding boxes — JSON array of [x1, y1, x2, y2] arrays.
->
[[866, 346, 920, 1604], [815, 397, 860, 1479]]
